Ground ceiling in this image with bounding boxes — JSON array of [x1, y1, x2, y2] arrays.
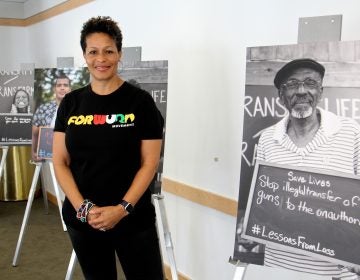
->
[[0, 0, 29, 3], [0, 0, 92, 26], [0, 0, 65, 19], [0, 0, 28, 3]]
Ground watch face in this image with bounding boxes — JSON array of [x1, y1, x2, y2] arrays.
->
[[121, 200, 133, 213], [126, 203, 134, 213]]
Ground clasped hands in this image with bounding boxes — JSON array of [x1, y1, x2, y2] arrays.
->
[[87, 205, 127, 231]]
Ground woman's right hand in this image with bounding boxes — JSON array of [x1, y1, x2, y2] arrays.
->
[[86, 205, 101, 224]]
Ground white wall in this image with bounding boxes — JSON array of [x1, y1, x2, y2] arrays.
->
[[1, 0, 360, 279], [0, 26, 29, 70]]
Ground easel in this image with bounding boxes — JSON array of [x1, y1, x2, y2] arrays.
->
[[64, 193, 179, 280], [0, 146, 9, 182], [233, 265, 246, 280], [12, 160, 66, 267], [153, 193, 178, 280]]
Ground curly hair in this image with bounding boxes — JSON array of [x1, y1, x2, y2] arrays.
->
[[80, 16, 123, 53]]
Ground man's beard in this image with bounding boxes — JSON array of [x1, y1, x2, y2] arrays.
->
[[290, 106, 313, 119]]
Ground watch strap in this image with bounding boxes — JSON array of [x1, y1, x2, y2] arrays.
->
[[119, 199, 134, 214]]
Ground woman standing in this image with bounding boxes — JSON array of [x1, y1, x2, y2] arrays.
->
[[53, 16, 164, 279]]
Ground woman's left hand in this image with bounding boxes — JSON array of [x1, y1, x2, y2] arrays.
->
[[87, 205, 127, 231]]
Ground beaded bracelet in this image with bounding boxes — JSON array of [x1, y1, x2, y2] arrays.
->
[[76, 199, 95, 223]]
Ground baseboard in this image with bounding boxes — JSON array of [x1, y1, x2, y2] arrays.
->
[[162, 177, 237, 217]]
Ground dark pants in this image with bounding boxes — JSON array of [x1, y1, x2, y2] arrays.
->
[[67, 224, 164, 280]]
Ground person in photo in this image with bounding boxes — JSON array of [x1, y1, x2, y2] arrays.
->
[[52, 16, 164, 280], [10, 89, 31, 114], [257, 58, 360, 279], [31, 74, 71, 161]]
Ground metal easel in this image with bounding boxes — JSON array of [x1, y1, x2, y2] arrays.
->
[[64, 193, 179, 280], [0, 146, 9, 182], [153, 193, 178, 280], [12, 160, 66, 267]]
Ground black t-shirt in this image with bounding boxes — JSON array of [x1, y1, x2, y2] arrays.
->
[[54, 82, 164, 233]]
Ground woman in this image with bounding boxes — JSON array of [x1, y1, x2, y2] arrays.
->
[[53, 16, 164, 280], [10, 89, 31, 113]]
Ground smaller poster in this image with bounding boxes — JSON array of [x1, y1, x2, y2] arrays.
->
[[36, 127, 54, 159], [0, 69, 34, 145], [32, 68, 90, 161]]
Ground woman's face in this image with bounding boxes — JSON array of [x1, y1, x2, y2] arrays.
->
[[14, 90, 29, 109], [83, 32, 121, 82]]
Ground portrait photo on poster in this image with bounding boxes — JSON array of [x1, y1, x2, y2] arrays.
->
[[32, 68, 90, 161], [233, 39, 360, 278], [0, 70, 34, 145]]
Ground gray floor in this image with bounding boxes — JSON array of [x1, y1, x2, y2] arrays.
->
[[0, 197, 125, 280]]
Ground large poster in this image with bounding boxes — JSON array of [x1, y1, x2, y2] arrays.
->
[[233, 41, 360, 264], [0, 70, 34, 145], [118, 60, 168, 193]]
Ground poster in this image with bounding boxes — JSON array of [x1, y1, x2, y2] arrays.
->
[[118, 60, 168, 193], [36, 127, 54, 159], [33, 68, 90, 159], [233, 41, 360, 264], [34, 68, 89, 115], [0, 69, 34, 145]]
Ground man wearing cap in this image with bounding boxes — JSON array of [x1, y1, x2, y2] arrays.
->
[[256, 58, 360, 279]]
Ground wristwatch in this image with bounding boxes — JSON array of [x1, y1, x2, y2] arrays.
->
[[119, 199, 134, 214]]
